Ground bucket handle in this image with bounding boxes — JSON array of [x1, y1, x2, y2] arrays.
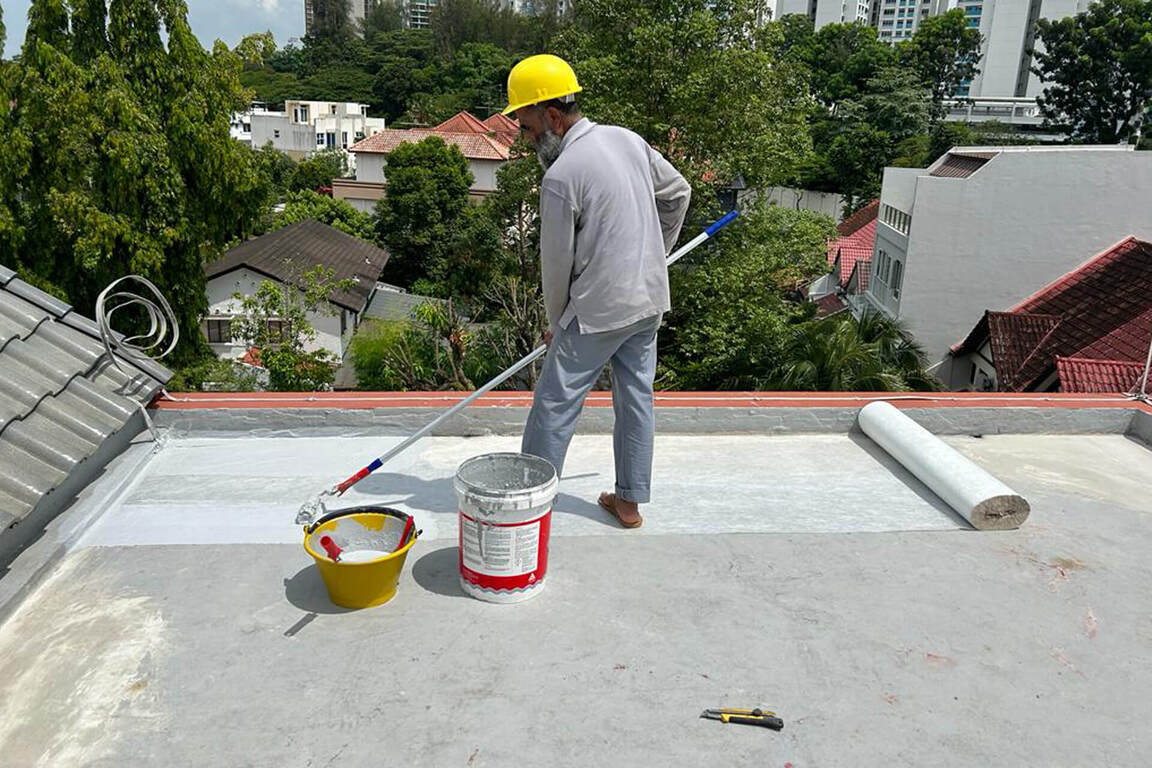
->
[[304, 505, 414, 536]]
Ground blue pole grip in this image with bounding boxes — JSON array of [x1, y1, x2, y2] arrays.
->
[[705, 210, 739, 237]]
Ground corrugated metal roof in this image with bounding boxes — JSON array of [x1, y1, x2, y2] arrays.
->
[[0, 269, 172, 538], [363, 288, 442, 323], [929, 152, 995, 178]]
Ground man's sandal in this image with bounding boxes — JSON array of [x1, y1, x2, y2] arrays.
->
[[597, 492, 643, 529]]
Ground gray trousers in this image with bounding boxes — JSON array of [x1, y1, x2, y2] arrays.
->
[[521, 314, 661, 503]]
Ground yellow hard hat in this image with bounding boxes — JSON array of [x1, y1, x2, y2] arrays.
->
[[503, 54, 583, 115]]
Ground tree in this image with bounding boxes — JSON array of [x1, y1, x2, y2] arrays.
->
[[230, 265, 356, 391], [301, 64, 375, 103], [264, 189, 376, 241], [657, 203, 837, 390], [780, 20, 897, 113], [770, 310, 939, 391], [4, 0, 271, 364], [350, 301, 492, 391], [1033, 0, 1152, 143], [898, 9, 982, 120], [481, 151, 543, 285], [361, 0, 406, 36], [287, 149, 349, 192], [307, 0, 354, 46], [374, 136, 474, 287], [559, 0, 814, 194], [367, 29, 438, 120]]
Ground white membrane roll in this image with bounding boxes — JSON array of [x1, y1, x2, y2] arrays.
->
[[857, 401, 1030, 530]]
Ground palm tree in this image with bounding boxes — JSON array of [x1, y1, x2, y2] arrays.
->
[[768, 310, 940, 391]]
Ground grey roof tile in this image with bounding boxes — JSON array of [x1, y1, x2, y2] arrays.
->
[[0, 438, 68, 506], [6, 278, 72, 317], [2, 335, 89, 388], [35, 393, 124, 445], [0, 489, 32, 528], [35, 321, 104, 367], [0, 291, 48, 347], [0, 265, 172, 535], [3, 412, 99, 473], [0, 265, 15, 285]]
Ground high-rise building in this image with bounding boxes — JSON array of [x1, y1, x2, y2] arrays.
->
[[304, 0, 377, 36], [776, 0, 1094, 99], [777, 0, 871, 25]]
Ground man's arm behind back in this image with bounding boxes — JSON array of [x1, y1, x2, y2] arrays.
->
[[647, 144, 692, 253]]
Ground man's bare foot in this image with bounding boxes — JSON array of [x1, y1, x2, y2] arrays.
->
[[597, 492, 643, 529]]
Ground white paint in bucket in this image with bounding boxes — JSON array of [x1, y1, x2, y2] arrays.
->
[[338, 550, 391, 563], [454, 453, 558, 603]]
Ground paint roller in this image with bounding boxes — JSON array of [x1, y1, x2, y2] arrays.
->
[[296, 210, 741, 526], [857, 401, 1030, 530]]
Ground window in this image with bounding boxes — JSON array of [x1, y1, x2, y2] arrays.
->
[[317, 134, 325, 146], [341, 310, 347, 336], [331, 105, 338, 114], [891, 260, 904, 299], [273, 129, 280, 139], [205, 319, 231, 343], [326, 132, 336, 149], [293, 105, 310, 123], [342, 131, 348, 149], [266, 320, 288, 342]]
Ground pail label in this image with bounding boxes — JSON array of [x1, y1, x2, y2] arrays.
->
[[459, 509, 550, 592]]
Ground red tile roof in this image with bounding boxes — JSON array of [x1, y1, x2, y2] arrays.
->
[[434, 111, 490, 134], [828, 217, 877, 286], [953, 237, 1152, 392], [1055, 357, 1145, 393], [483, 113, 520, 146], [825, 200, 877, 287], [837, 199, 879, 237], [814, 292, 848, 318], [350, 129, 511, 161], [846, 258, 871, 295]]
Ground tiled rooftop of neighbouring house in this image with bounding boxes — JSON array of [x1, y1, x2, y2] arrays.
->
[[954, 237, 1152, 392], [350, 127, 513, 161], [1, 392, 1150, 765], [827, 201, 878, 287], [206, 219, 391, 313]]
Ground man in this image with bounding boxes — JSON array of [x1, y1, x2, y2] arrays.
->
[[505, 54, 691, 529]]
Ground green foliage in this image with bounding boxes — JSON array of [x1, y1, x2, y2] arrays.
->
[[168, 356, 262, 392], [4, 0, 272, 365], [307, 0, 354, 46], [430, 0, 548, 57], [265, 189, 376, 241], [229, 265, 355, 391], [658, 203, 837, 390], [481, 151, 544, 284], [253, 144, 298, 199], [374, 136, 474, 286], [287, 149, 348, 192], [1033, 0, 1152, 143], [301, 64, 375, 104], [779, 19, 896, 112], [366, 29, 439, 120], [897, 9, 982, 119], [770, 310, 940, 392], [361, 0, 406, 37], [559, 0, 814, 192], [350, 301, 491, 391], [239, 68, 303, 109]]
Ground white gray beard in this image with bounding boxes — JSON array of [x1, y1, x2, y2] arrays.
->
[[536, 129, 563, 170]]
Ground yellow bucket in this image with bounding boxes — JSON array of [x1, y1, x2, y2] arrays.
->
[[303, 507, 419, 609]]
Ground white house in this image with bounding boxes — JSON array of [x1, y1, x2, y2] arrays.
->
[[857, 145, 1152, 375], [202, 219, 389, 362], [334, 111, 515, 213], [247, 100, 387, 166]]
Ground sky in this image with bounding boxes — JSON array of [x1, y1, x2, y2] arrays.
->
[[1, 0, 306, 59]]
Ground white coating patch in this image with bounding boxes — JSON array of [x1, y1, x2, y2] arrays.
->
[[0, 551, 169, 765], [77, 433, 979, 548]]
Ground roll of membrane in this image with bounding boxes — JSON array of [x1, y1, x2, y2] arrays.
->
[[857, 401, 1030, 530]]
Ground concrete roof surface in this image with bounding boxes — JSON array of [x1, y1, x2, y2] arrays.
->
[[1, 409, 1150, 766]]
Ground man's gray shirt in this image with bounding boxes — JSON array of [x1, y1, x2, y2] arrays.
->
[[539, 118, 692, 334]]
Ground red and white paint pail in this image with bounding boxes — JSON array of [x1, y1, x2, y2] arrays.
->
[[454, 452, 558, 604]]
